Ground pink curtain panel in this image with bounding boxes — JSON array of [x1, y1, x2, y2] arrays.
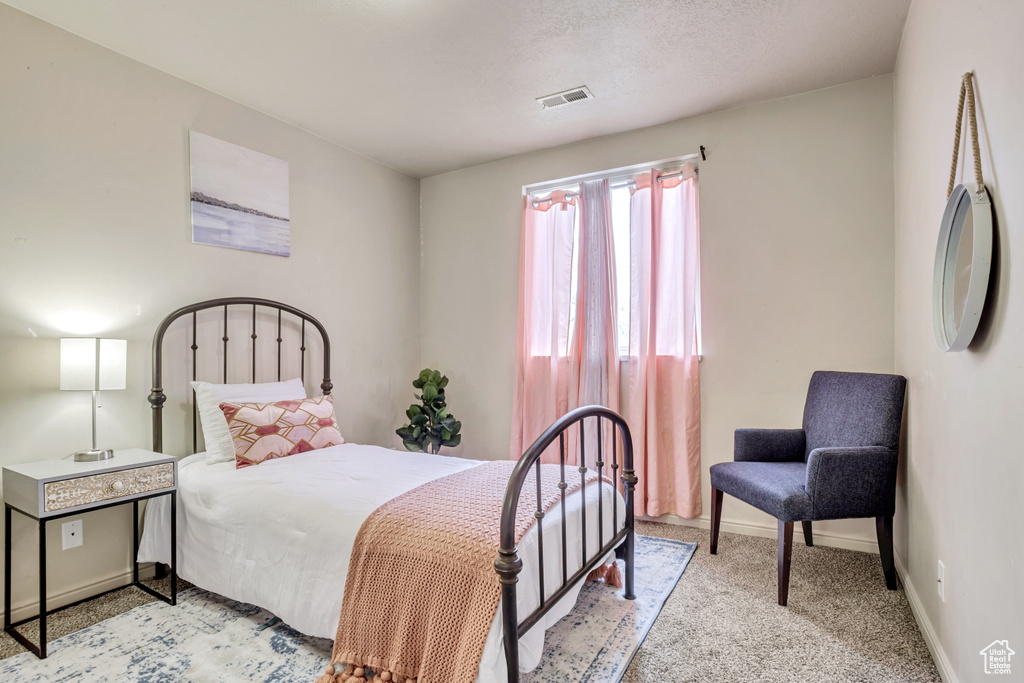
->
[[627, 167, 702, 518], [512, 167, 702, 518], [511, 191, 577, 464]]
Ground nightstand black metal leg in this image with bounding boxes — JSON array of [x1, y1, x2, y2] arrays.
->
[[132, 500, 140, 585], [134, 491, 177, 606], [38, 517, 46, 659], [4, 506, 11, 632], [5, 506, 49, 658], [6, 485, 176, 659], [170, 491, 177, 605]]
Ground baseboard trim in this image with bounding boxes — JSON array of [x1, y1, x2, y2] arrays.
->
[[647, 513, 880, 554], [894, 549, 959, 683], [1, 563, 156, 625]]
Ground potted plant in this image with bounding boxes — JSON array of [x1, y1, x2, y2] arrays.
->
[[396, 369, 462, 454]]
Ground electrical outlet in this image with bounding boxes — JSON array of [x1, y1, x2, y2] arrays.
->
[[937, 560, 945, 602], [62, 519, 83, 550]]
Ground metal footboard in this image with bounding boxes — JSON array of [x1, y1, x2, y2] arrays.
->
[[494, 405, 637, 682]]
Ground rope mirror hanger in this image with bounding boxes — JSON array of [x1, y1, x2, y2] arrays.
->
[[932, 72, 993, 352]]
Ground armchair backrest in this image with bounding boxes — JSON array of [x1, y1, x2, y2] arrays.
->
[[802, 371, 907, 460]]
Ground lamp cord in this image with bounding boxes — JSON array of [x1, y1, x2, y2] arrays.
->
[[92, 390, 100, 450]]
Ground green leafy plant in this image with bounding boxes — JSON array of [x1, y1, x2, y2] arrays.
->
[[396, 368, 462, 454]]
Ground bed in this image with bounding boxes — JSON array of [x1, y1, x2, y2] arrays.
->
[[137, 297, 637, 683]]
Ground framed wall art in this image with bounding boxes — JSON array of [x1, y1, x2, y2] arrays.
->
[[189, 131, 290, 257]]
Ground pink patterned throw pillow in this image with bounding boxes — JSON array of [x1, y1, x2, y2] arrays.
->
[[219, 395, 345, 468]]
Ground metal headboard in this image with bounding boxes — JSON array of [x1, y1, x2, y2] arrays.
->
[[148, 297, 332, 454]]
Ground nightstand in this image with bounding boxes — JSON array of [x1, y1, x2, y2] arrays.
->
[[2, 448, 178, 658]]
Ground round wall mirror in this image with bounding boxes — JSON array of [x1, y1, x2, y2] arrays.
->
[[932, 183, 993, 351]]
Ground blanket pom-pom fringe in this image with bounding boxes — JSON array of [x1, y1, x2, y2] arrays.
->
[[315, 663, 363, 682], [605, 562, 623, 588], [319, 660, 416, 683], [587, 561, 623, 588], [333, 665, 414, 683], [368, 671, 412, 683], [370, 672, 406, 682], [315, 663, 341, 683]]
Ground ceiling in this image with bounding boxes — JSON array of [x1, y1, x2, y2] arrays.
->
[[5, 0, 911, 178]]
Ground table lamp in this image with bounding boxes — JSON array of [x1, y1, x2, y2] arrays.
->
[[60, 338, 127, 461]]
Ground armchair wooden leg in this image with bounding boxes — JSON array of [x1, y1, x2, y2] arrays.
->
[[876, 516, 897, 590], [710, 487, 723, 554], [778, 520, 793, 606], [801, 520, 813, 547]]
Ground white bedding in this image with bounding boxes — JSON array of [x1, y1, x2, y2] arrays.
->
[[138, 443, 625, 683]]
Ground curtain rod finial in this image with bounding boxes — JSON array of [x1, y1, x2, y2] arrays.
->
[[700, 145, 706, 161]]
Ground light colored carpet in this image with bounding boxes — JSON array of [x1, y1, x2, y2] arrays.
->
[[625, 521, 940, 683], [0, 523, 940, 682]]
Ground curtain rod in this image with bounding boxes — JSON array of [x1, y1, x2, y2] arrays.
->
[[530, 166, 698, 207], [524, 148, 703, 200]]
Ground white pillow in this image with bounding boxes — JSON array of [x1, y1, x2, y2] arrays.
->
[[191, 378, 307, 465]]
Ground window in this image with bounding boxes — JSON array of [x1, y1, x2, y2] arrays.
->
[[532, 158, 701, 360], [563, 186, 631, 356], [516, 156, 703, 515]]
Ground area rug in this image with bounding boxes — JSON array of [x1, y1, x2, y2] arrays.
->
[[0, 535, 694, 682], [521, 535, 695, 683]]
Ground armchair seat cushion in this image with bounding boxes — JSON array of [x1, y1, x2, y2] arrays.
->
[[710, 461, 811, 522]]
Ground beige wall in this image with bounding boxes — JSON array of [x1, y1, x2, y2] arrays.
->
[[894, 1, 1024, 680], [0, 5, 421, 618], [20, 8, 1019, 678], [420, 76, 896, 550]]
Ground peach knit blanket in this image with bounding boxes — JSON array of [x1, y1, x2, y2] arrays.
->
[[316, 460, 598, 683]]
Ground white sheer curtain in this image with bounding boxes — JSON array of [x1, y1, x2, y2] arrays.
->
[[568, 179, 620, 467]]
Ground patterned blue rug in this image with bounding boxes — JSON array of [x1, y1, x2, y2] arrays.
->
[[0, 535, 694, 682], [521, 535, 695, 682]]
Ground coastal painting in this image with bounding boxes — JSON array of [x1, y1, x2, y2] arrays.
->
[[189, 131, 290, 256]]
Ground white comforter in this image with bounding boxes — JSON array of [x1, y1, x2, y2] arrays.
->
[[138, 443, 624, 683]]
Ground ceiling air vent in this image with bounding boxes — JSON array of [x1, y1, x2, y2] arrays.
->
[[536, 86, 594, 109]]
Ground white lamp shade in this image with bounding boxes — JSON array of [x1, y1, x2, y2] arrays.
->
[[60, 338, 127, 391]]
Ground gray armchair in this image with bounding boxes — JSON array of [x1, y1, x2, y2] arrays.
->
[[709, 371, 907, 605]]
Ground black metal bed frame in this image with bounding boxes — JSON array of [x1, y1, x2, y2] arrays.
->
[[496, 405, 637, 681], [149, 297, 332, 454], [148, 297, 637, 683]]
